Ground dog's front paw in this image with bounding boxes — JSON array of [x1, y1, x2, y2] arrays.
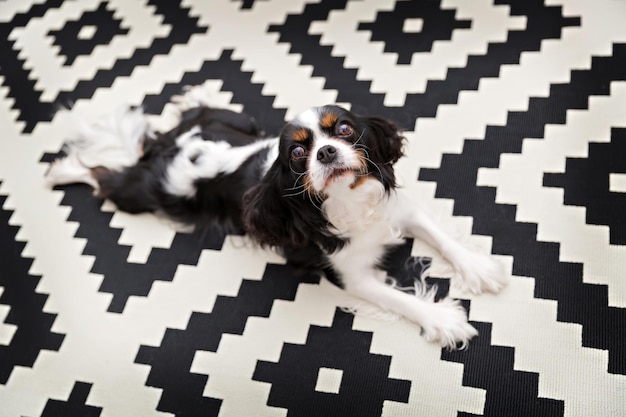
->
[[450, 250, 509, 295], [420, 298, 478, 350]]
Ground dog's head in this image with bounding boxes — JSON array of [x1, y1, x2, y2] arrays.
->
[[243, 105, 405, 250]]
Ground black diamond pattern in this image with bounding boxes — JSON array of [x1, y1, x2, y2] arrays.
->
[[48, 2, 129, 66], [0, 0, 207, 133], [135, 264, 320, 417], [359, 0, 472, 64], [544, 128, 626, 245], [253, 309, 411, 416]]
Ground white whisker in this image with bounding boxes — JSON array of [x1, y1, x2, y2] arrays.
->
[[307, 188, 323, 211], [354, 145, 371, 160], [282, 189, 307, 198], [288, 161, 307, 177], [284, 184, 306, 192], [362, 154, 385, 182], [353, 128, 366, 146], [285, 172, 307, 191]]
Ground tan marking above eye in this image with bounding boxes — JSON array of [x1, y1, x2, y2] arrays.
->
[[293, 129, 309, 142], [321, 112, 338, 129]]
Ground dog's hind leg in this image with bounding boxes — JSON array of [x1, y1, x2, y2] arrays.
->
[[45, 107, 151, 192]]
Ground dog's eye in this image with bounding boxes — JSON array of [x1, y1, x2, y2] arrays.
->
[[291, 146, 306, 160], [336, 122, 354, 137]]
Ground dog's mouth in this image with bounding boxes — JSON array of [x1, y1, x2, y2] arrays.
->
[[322, 166, 359, 189], [309, 146, 368, 192]]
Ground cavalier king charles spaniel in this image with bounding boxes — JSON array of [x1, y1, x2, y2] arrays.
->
[[46, 87, 508, 349]]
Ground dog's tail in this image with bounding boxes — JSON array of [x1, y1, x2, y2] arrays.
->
[[45, 106, 150, 192]]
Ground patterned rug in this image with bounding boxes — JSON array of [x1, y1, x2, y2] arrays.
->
[[1, 1, 625, 416]]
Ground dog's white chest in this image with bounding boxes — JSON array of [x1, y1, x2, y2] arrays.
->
[[322, 177, 404, 247]]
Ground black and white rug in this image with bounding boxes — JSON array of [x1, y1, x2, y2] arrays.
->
[[1, 1, 625, 416]]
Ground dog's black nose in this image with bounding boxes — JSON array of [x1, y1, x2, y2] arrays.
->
[[317, 145, 337, 164]]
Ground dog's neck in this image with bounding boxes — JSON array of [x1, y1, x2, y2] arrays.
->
[[321, 175, 389, 236]]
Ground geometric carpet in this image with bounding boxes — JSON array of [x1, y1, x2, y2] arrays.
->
[[1, 1, 625, 416]]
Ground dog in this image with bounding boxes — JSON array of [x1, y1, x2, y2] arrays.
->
[[46, 87, 508, 349]]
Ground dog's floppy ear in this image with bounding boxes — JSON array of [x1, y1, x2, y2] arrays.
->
[[359, 116, 405, 190], [243, 161, 307, 248], [361, 116, 405, 165], [243, 159, 346, 252]]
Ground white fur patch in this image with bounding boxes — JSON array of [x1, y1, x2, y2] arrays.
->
[[45, 154, 100, 189], [67, 107, 149, 170], [293, 108, 323, 138], [163, 135, 278, 198], [325, 189, 478, 349], [45, 107, 150, 189], [322, 177, 388, 235]]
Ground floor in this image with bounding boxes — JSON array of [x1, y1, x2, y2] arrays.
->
[[1, 0, 625, 416]]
